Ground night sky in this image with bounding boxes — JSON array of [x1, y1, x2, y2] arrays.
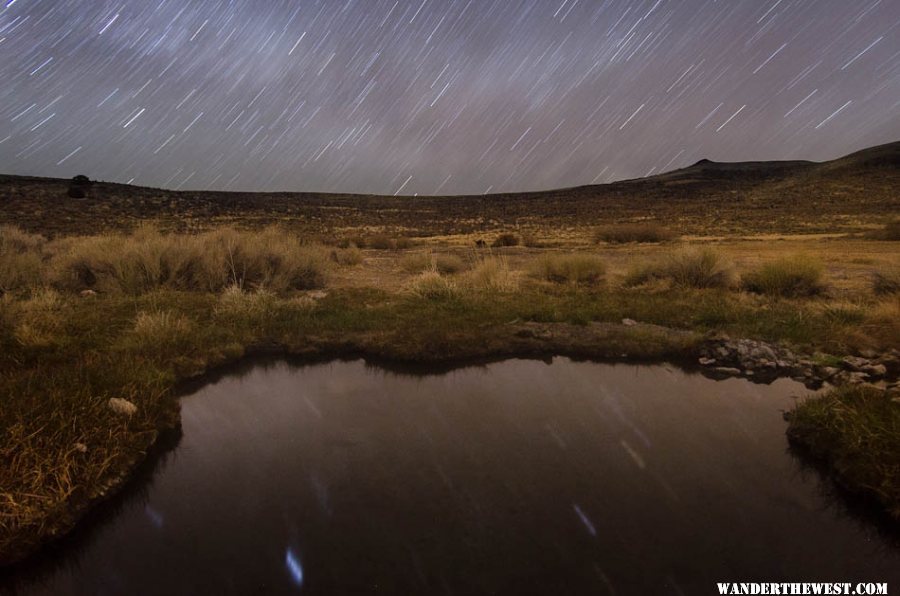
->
[[1, 1, 898, 195]]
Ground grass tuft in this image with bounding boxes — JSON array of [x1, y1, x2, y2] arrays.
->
[[406, 270, 460, 300], [787, 385, 900, 521], [625, 248, 735, 289], [466, 256, 519, 293], [401, 252, 465, 275], [531, 253, 606, 285], [742, 255, 824, 297], [13, 288, 68, 348]]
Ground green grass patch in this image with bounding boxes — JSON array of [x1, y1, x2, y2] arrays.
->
[[787, 386, 900, 521]]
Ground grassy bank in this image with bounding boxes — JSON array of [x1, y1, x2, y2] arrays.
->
[[787, 386, 900, 521], [1, 224, 899, 564]]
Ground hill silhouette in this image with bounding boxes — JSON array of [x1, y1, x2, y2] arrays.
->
[[1, 141, 897, 237]]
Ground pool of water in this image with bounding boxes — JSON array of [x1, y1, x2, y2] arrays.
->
[[5, 358, 900, 595]]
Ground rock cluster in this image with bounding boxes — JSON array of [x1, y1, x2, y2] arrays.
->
[[697, 334, 899, 389]]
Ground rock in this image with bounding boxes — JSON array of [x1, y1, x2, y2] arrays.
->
[[759, 360, 777, 369], [861, 364, 887, 379], [108, 398, 137, 416], [818, 366, 839, 379], [74, 442, 88, 453], [859, 349, 878, 359], [307, 290, 328, 300], [80, 289, 97, 297], [698, 357, 716, 366], [715, 346, 730, 359], [841, 356, 870, 372], [621, 318, 637, 327], [714, 367, 742, 375]]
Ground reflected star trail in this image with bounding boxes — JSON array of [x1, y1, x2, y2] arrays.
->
[[1, 0, 898, 194]]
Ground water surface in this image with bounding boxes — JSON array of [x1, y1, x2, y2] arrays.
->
[[6, 358, 900, 595]]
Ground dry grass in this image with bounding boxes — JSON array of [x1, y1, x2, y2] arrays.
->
[[49, 225, 329, 295], [466, 256, 519, 293], [491, 233, 520, 248], [13, 288, 68, 348], [872, 267, 900, 295], [401, 252, 466, 275], [742, 255, 824, 297], [624, 248, 736, 289], [531, 253, 606, 285], [594, 223, 676, 244], [215, 285, 279, 319], [0, 226, 45, 294], [331, 245, 364, 266], [405, 270, 460, 300], [132, 310, 195, 351]]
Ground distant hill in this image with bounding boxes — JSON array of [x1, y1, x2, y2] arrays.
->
[[1, 141, 897, 237]]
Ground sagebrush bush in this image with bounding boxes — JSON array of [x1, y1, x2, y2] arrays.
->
[[594, 223, 676, 244], [742, 255, 824, 297], [401, 252, 465, 275], [0, 226, 45, 294], [531, 253, 606, 285], [466, 257, 519, 293], [491, 233, 519, 248], [406, 270, 459, 300]]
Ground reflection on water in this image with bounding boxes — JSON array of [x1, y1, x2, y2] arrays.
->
[[4, 358, 900, 595]]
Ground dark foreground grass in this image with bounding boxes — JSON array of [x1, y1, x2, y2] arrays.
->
[[1, 283, 898, 564], [787, 386, 900, 521]]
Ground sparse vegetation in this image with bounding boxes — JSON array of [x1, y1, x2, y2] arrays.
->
[[0, 226, 45, 294], [401, 252, 465, 275], [787, 385, 900, 521], [742, 255, 824, 297], [531, 253, 606, 285], [594, 223, 676, 244]]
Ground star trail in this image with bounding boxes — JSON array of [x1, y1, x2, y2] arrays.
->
[[1, 0, 898, 194]]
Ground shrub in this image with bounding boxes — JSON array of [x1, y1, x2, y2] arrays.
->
[[491, 233, 519, 248], [401, 252, 465, 275], [873, 268, 900, 295], [531, 253, 606, 285], [406, 270, 459, 300], [742, 255, 824, 297], [594, 223, 676, 244], [466, 256, 519, 293], [0, 226, 45, 294]]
